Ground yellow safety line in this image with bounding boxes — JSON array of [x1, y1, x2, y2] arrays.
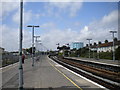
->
[[48, 60, 82, 90]]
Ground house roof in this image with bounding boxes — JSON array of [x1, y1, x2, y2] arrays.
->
[[91, 40, 120, 48]]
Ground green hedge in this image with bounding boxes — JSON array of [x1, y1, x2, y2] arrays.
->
[[68, 46, 120, 60]]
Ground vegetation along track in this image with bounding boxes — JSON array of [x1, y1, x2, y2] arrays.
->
[[49, 56, 120, 90]]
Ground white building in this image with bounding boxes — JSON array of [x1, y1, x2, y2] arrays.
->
[[70, 42, 84, 50], [91, 41, 120, 52]]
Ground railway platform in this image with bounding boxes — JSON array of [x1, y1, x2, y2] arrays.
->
[[2, 55, 105, 89]]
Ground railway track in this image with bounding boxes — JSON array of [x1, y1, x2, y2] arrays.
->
[[64, 57, 120, 73], [49, 56, 120, 90]]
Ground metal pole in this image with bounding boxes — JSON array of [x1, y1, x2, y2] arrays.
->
[[93, 49, 94, 59], [32, 26, 34, 66], [110, 31, 117, 61], [89, 40, 90, 59], [19, 0, 23, 89], [97, 45, 99, 60], [34, 36, 40, 57], [35, 37, 37, 56], [34, 36, 40, 52], [87, 39, 92, 59], [113, 33, 115, 61]]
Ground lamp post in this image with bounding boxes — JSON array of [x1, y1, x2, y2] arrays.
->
[[87, 39, 92, 59], [27, 25, 39, 66], [19, 0, 23, 89], [110, 31, 117, 61], [34, 36, 40, 56], [56, 43, 60, 56], [66, 43, 70, 57], [97, 44, 99, 60], [34, 36, 40, 50], [93, 48, 94, 59]]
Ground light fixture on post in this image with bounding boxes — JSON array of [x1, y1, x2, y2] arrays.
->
[[110, 31, 117, 61], [27, 25, 40, 66], [86, 39, 92, 59]]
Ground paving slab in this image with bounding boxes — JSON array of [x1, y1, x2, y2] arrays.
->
[[2, 55, 106, 90]]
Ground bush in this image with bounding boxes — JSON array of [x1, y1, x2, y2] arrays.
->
[[99, 51, 112, 60], [69, 46, 120, 60], [115, 46, 120, 60]]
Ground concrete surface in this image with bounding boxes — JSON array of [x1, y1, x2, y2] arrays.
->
[[2, 55, 106, 89]]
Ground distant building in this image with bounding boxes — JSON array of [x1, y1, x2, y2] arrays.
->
[[0, 47, 5, 54], [90, 40, 120, 52], [70, 42, 84, 50], [11, 51, 19, 56]]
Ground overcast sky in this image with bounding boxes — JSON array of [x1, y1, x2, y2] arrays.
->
[[1, 0, 119, 51]]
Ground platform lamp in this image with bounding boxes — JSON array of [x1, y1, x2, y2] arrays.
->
[[27, 25, 40, 66], [110, 31, 117, 61]]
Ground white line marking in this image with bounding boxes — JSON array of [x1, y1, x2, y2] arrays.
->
[[66, 57, 119, 67], [0, 62, 18, 70], [48, 57, 107, 89]]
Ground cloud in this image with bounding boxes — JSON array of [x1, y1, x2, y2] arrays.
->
[[1, 24, 19, 51], [45, 1, 83, 17], [1, 7, 118, 51], [1, 2, 44, 51], [69, 2, 82, 17], [40, 22, 56, 32], [25, 8, 118, 51], [1, 2, 19, 21], [41, 28, 78, 50], [1, 24, 32, 51], [101, 10, 118, 26], [39, 10, 118, 50], [35, 13, 45, 19], [12, 10, 33, 24], [1, 1, 28, 21], [22, 29, 32, 49], [88, 10, 118, 42]]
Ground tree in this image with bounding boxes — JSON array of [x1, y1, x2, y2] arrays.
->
[[90, 44, 92, 46], [98, 41, 102, 44], [114, 37, 118, 42], [115, 46, 120, 60], [86, 44, 88, 47], [105, 40, 108, 43], [26, 47, 36, 54], [57, 45, 70, 50], [94, 42, 97, 46]]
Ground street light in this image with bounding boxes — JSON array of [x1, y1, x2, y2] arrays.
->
[[66, 43, 70, 57], [34, 36, 40, 56], [86, 39, 92, 59], [27, 25, 40, 66], [97, 44, 100, 60], [34, 36, 41, 45], [56, 43, 60, 56], [110, 31, 117, 61]]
